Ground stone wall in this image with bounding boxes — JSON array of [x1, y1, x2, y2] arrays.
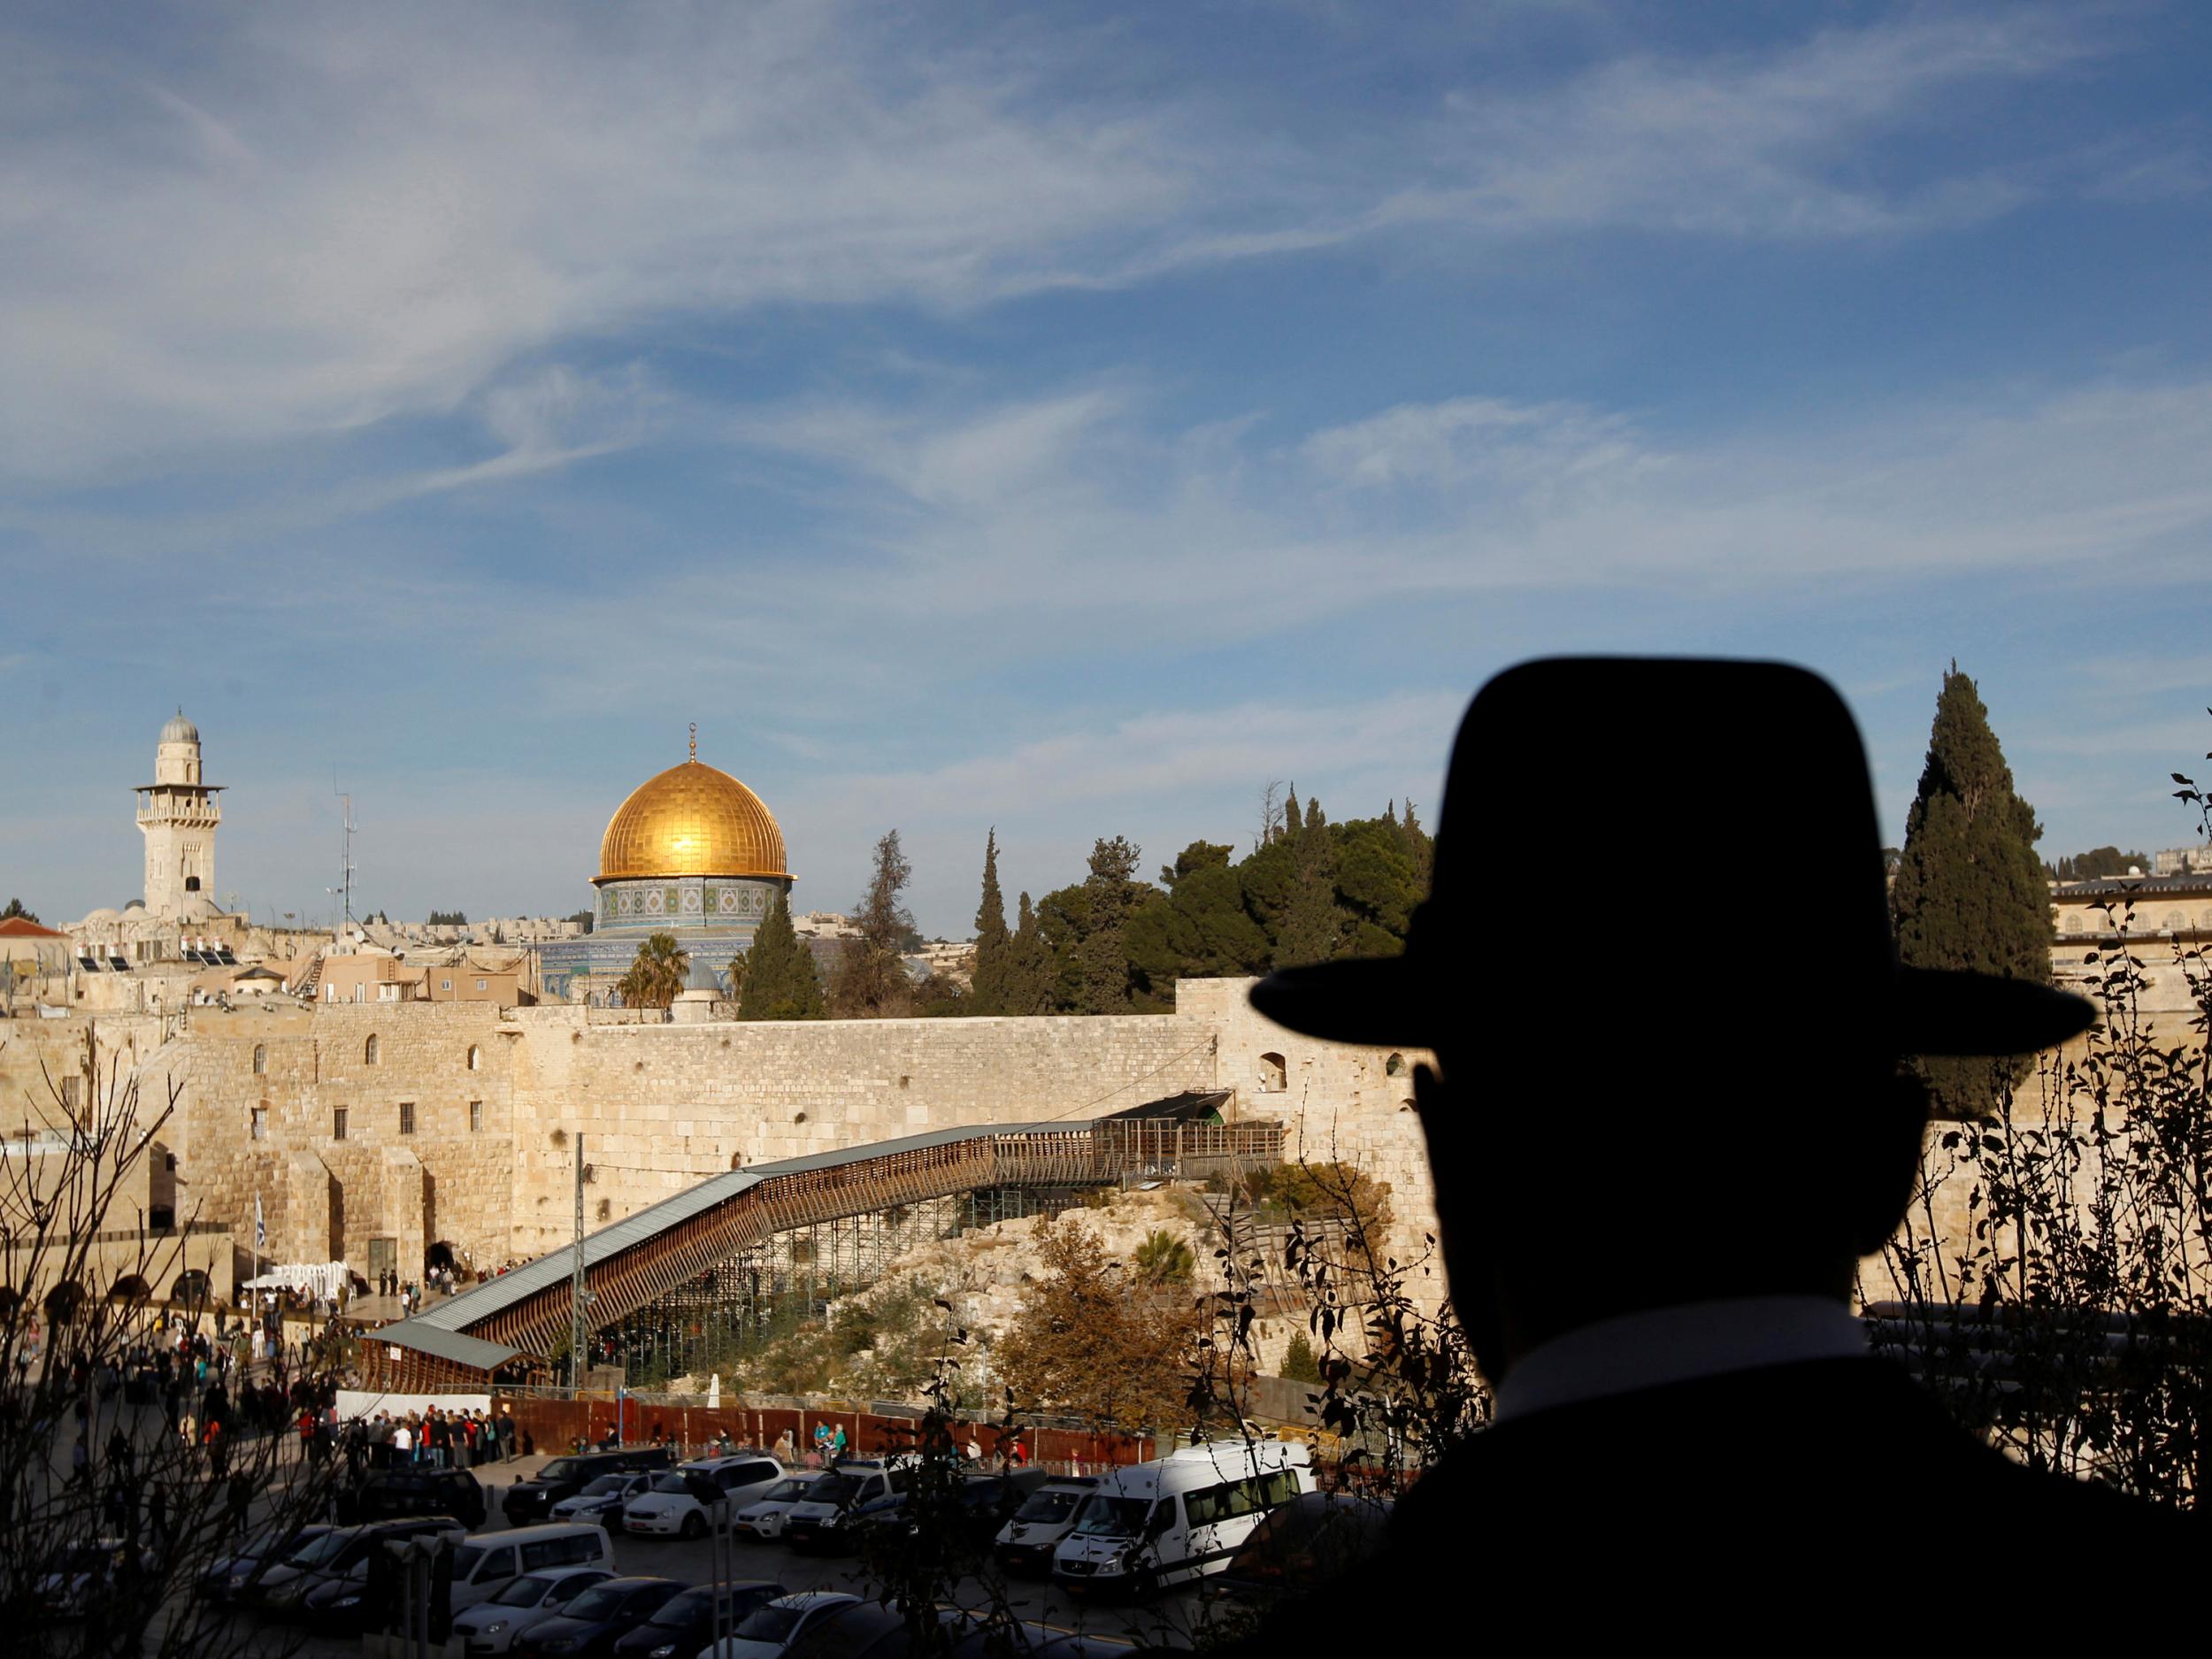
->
[[3, 984, 1434, 1310]]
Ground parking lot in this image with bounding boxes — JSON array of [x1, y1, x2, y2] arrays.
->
[[253, 1455, 1217, 1658]]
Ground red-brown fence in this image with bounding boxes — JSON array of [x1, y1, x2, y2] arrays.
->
[[491, 1393, 1155, 1475]]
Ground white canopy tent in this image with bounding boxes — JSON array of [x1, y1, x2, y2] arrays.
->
[[242, 1261, 352, 1301]]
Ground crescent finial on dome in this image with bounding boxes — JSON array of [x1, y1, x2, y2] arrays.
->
[[689, 722, 697, 764]]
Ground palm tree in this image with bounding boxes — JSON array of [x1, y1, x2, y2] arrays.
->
[[617, 932, 689, 1010], [1133, 1229, 1194, 1286]]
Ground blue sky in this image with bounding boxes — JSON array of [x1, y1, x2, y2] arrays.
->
[[4, 1, 2210, 936]]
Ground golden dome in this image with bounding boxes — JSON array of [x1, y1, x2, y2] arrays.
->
[[595, 758, 790, 885]]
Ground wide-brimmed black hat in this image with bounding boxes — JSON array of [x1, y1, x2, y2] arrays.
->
[[1249, 657, 2093, 1057]]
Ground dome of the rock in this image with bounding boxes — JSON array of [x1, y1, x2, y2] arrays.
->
[[595, 757, 789, 885]]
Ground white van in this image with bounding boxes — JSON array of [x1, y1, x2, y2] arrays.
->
[[622, 1455, 786, 1539], [449, 1523, 616, 1610], [782, 1458, 913, 1552], [991, 1476, 1098, 1576], [1050, 1441, 1314, 1594]]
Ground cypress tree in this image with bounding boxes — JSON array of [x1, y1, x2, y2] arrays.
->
[[1892, 666, 2054, 1118], [1275, 795, 1344, 969], [831, 829, 917, 1017], [1074, 835, 1145, 1013], [970, 828, 1010, 1015], [739, 894, 825, 1020], [1003, 891, 1056, 1015]]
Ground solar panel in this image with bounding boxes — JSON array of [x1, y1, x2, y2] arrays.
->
[[107, 956, 131, 972], [216, 948, 238, 965], [77, 956, 101, 972]]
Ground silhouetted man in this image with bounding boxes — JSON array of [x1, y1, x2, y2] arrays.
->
[[1246, 659, 2180, 1635]]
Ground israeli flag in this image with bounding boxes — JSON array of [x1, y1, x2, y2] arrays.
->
[[255, 1193, 265, 1249]]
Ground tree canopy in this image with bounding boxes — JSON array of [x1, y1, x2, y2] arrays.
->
[[0, 898, 39, 925], [1891, 666, 2053, 1118], [616, 931, 689, 1010], [993, 1215, 1203, 1432], [968, 829, 1011, 1016], [831, 830, 917, 1017], [2048, 846, 2153, 881], [737, 895, 825, 1020]]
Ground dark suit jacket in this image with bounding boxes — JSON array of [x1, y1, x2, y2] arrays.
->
[[1242, 1359, 2184, 1645]]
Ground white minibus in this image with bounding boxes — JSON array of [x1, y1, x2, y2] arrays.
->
[[1050, 1440, 1314, 1594]]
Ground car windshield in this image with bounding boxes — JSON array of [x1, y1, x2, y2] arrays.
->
[[566, 1586, 628, 1621], [758, 1479, 815, 1504], [1014, 1489, 1086, 1525], [1071, 1497, 1150, 1539], [580, 1476, 627, 1496], [539, 1459, 581, 1483], [733, 1605, 804, 1643], [452, 1546, 485, 1578], [804, 1476, 854, 1506], [288, 1531, 353, 1567], [648, 1472, 690, 1494], [494, 1575, 557, 1609], [649, 1588, 711, 1625]]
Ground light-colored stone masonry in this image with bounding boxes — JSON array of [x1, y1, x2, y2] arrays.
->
[[0, 982, 1441, 1303]]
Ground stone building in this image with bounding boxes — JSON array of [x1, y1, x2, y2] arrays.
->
[[137, 709, 222, 921], [537, 732, 795, 1003]]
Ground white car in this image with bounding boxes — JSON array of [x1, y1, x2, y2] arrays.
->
[[730, 1471, 826, 1541], [624, 1455, 787, 1539], [696, 1591, 861, 1659], [550, 1471, 653, 1524], [451, 1566, 613, 1656]]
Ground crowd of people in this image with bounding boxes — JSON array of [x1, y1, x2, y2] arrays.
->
[[349, 1403, 518, 1471]]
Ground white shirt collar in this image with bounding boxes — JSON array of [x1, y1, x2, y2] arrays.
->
[[1493, 1294, 1869, 1424]]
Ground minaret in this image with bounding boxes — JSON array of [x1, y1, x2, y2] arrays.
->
[[138, 710, 223, 918]]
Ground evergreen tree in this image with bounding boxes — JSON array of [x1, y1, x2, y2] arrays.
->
[[1274, 795, 1345, 968], [737, 895, 825, 1020], [831, 829, 917, 1017], [1125, 842, 1271, 1009], [0, 898, 40, 925], [1892, 666, 2055, 1119], [1074, 835, 1146, 1013], [1003, 892, 1056, 1015], [969, 828, 1011, 1015]]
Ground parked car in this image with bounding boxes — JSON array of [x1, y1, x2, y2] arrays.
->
[[698, 1592, 862, 1659], [850, 1471, 1048, 1548], [991, 1479, 1097, 1577], [505, 1448, 676, 1525], [511, 1575, 685, 1659], [784, 1460, 912, 1553], [1211, 1491, 1393, 1611], [609, 1580, 785, 1659], [452, 1567, 617, 1657], [623, 1455, 786, 1540], [197, 1521, 335, 1604], [37, 1538, 159, 1618], [775, 1601, 971, 1659], [551, 1472, 655, 1525], [247, 1517, 464, 1616], [357, 1465, 488, 1528], [730, 1472, 826, 1541], [450, 1524, 618, 1611]]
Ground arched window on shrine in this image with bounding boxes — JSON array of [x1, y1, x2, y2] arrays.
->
[[1257, 1052, 1287, 1094], [1385, 1051, 1407, 1077], [467, 1044, 481, 1071], [365, 1034, 379, 1065], [253, 1044, 266, 1074]]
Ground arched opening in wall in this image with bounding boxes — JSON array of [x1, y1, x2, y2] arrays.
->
[[43, 1280, 86, 1324], [2062, 915, 2085, 935], [365, 1034, 379, 1065], [729, 1151, 747, 1170], [425, 1240, 457, 1274], [1384, 1052, 1406, 1077], [467, 1044, 481, 1071], [108, 1275, 151, 1303], [171, 1269, 211, 1305], [184, 876, 201, 893], [1257, 1052, 1287, 1094], [253, 1044, 266, 1075], [596, 1198, 612, 1221]]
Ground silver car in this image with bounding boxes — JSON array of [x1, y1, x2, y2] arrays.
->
[[452, 1567, 615, 1657]]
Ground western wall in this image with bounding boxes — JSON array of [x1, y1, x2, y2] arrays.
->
[[0, 979, 1440, 1311]]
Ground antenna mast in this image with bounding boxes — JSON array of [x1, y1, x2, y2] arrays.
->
[[328, 778, 357, 929]]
